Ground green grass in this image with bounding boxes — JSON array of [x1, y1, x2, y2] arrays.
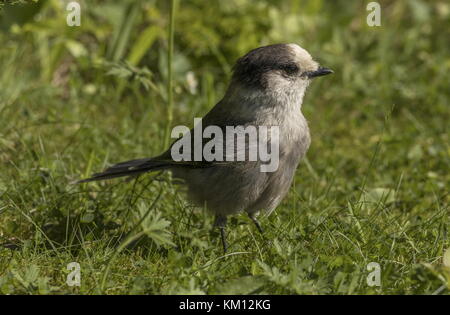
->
[[0, 0, 449, 294]]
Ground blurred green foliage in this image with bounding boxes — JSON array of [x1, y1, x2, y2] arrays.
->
[[0, 0, 449, 294]]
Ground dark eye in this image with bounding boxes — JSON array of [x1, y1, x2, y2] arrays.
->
[[281, 63, 299, 75]]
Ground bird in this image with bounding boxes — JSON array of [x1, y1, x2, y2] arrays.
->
[[79, 43, 333, 252]]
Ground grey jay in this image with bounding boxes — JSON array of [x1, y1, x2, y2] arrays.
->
[[79, 43, 333, 252]]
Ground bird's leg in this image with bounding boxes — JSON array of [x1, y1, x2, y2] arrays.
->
[[248, 212, 264, 235], [214, 215, 228, 253]]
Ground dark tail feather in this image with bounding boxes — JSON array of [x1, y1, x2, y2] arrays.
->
[[77, 158, 169, 183]]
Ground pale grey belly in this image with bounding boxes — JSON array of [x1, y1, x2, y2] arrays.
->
[[172, 161, 264, 216], [171, 130, 310, 217]]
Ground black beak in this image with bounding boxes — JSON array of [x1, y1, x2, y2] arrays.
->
[[307, 67, 333, 78]]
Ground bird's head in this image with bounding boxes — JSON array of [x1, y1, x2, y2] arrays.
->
[[231, 43, 332, 94]]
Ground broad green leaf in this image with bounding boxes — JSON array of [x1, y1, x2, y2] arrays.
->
[[364, 188, 396, 204], [138, 202, 175, 247], [65, 40, 87, 58], [127, 25, 160, 66], [211, 276, 265, 295]]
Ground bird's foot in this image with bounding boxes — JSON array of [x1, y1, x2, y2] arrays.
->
[[214, 215, 228, 253], [248, 212, 264, 235]]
